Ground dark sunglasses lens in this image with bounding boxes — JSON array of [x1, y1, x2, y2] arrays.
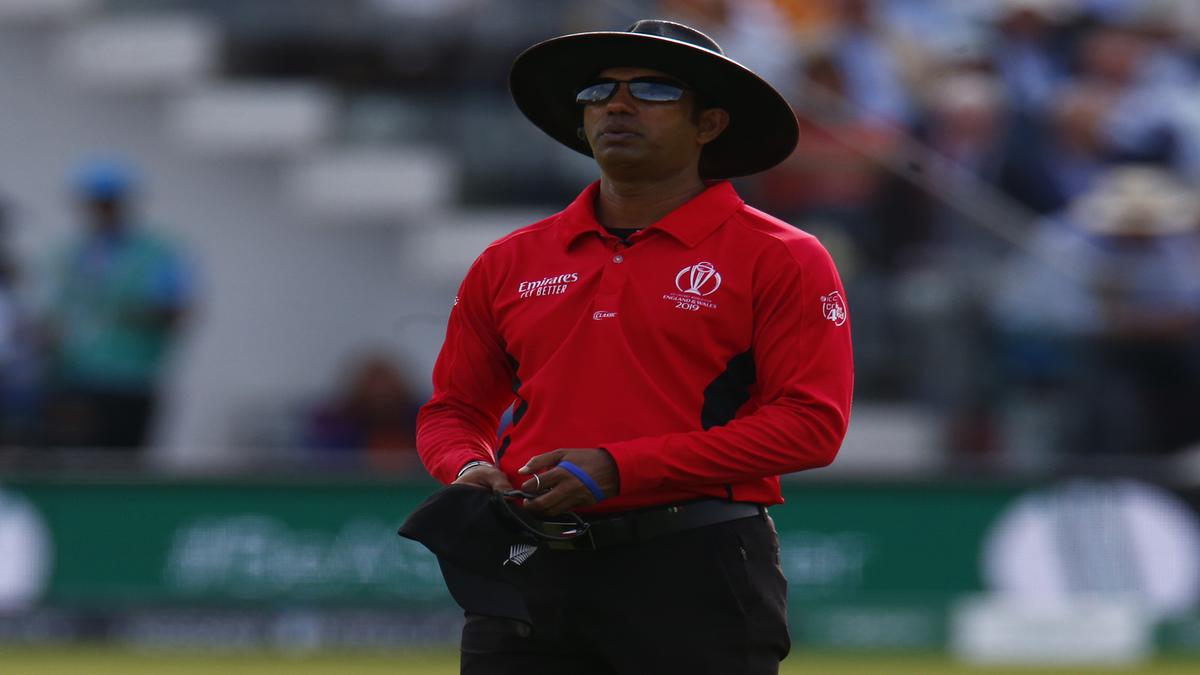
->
[[628, 81, 686, 102], [576, 82, 618, 104]]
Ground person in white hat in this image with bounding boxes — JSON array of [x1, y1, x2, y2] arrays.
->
[[991, 165, 1200, 456]]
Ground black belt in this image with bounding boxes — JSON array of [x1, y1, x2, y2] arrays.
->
[[540, 499, 765, 551]]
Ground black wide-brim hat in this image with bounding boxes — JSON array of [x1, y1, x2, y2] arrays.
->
[[510, 19, 800, 179]]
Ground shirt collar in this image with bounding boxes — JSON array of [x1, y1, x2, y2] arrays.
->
[[556, 180, 744, 250]]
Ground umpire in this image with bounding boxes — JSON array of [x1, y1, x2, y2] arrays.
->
[[416, 19, 854, 674]]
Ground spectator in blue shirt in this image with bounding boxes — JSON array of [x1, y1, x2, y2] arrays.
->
[[41, 158, 197, 451]]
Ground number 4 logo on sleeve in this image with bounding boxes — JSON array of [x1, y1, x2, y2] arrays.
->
[[820, 291, 847, 326]]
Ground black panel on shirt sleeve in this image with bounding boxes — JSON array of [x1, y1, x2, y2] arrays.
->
[[700, 350, 756, 430], [498, 353, 526, 462], [506, 353, 528, 427]]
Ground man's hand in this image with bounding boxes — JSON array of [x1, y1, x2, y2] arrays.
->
[[518, 448, 620, 516], [452, 463, 514, 492]]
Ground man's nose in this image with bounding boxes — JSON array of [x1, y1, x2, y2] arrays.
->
[[604, 83, 638, 112]]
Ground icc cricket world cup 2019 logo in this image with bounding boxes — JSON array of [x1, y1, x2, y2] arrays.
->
[[676, 262, 722, 297], [821, 291, 847, 326]]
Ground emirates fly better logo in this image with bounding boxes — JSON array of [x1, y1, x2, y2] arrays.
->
[[666, 261, 722, 311]]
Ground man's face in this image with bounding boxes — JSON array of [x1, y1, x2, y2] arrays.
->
[[580, 66, 726, 179], [83, 197, 125, 234]]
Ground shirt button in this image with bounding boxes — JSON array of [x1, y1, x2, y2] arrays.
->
[[613, 254, 624, 263]]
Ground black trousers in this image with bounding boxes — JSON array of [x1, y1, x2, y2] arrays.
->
[[44, 387, 156, 450], [460, 513, 790, 675]]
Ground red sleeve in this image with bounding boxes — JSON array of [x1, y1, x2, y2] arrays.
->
[[416, 255, 515, 484], [603, 236, 853, 493]]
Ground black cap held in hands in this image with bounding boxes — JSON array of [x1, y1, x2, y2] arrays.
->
[[398, 485, 542, 624]]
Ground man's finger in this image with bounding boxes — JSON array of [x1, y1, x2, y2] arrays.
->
[[518, 449, 565, 475], [521, 469, 566, 510], [519, 465, 564, 493], [523, 475, 575, 515], [523, 469, 595, 515], [519, 474, 545, 494], [525, 488, 577, 516]]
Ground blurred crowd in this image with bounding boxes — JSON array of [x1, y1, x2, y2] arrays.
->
[[4, 0, 1200, 466], [676, 0, 1200, 462], [0, 161, 423, 464], [724, 0, 1200, 462]]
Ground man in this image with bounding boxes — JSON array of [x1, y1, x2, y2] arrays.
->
[[417, 20, 853, 674], [42, 158, 195, 450]]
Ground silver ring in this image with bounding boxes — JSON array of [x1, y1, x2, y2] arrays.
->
[[532, 473, 542, 491]]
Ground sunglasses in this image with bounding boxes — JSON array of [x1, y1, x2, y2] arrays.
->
[[495, 490, 592, 542], [575, 77, 691, 105]]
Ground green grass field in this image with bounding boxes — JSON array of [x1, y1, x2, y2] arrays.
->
[[0, 648, 1197, 675]]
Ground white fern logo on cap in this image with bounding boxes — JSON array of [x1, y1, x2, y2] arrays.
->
[[504, 543, 538, 567]]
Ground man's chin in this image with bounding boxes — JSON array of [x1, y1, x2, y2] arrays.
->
[[594, 147, 652, 171]]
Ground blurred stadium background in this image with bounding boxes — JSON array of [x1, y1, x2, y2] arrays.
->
[[2, 0, 1200, 672]]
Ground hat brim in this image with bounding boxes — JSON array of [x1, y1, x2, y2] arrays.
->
[[509, 31, 799, 179]]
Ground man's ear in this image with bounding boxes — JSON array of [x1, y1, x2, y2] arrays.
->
[[696, 108, 730, 146]]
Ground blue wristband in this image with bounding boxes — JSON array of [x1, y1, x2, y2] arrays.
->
[[558, 460, 606, 502]]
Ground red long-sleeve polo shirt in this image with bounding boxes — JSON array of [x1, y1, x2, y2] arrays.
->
[[417, 180, 853, 513]]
